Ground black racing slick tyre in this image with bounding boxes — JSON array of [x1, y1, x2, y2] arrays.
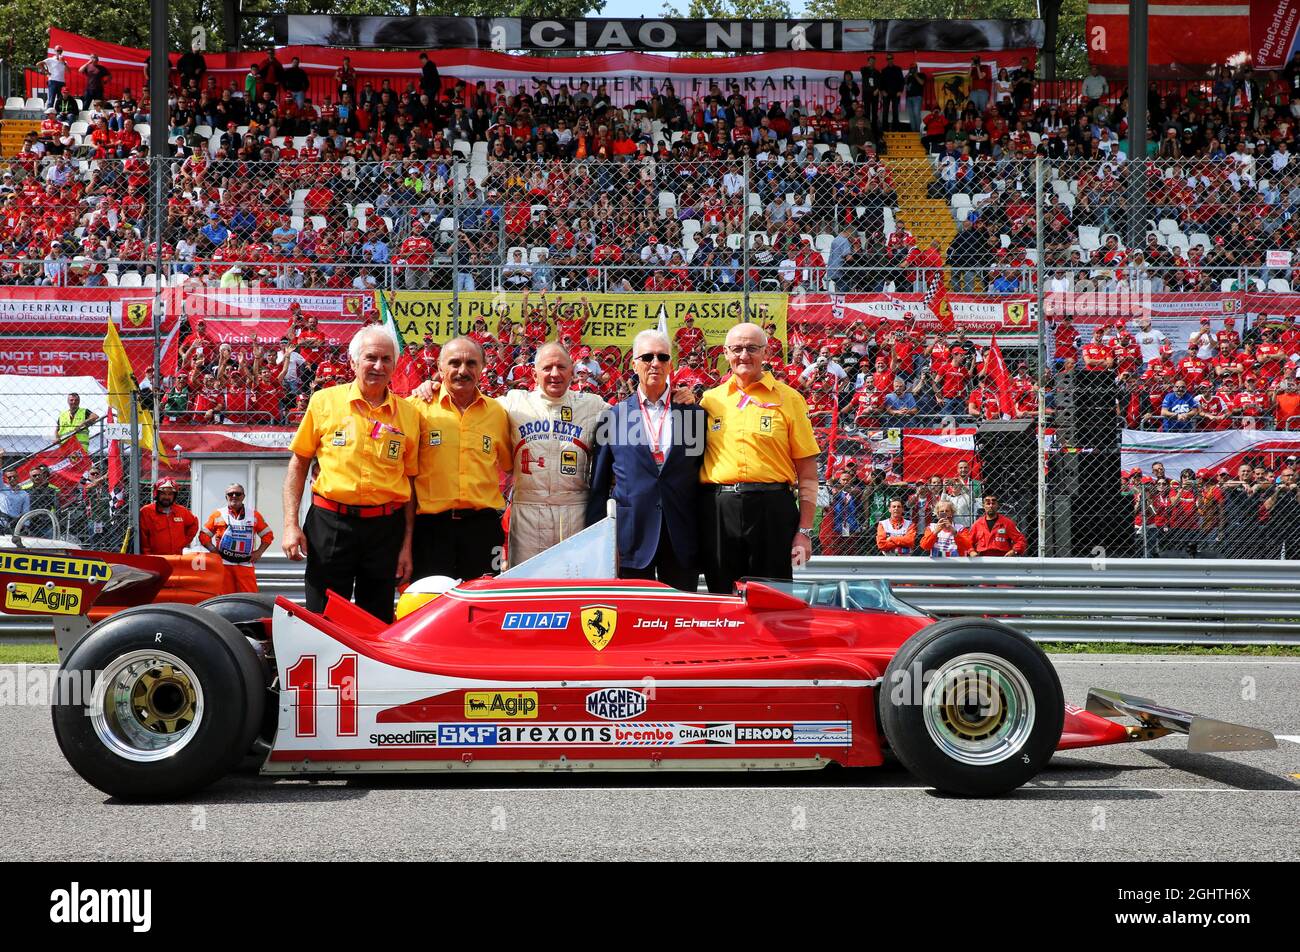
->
[[51, 605, 265, 801], [197, 592, 279, 627], [879, 618, 1064, 797]]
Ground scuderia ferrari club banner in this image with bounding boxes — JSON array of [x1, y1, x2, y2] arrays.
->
[[49, 29, 1035, 110], [273, 16, 1044, 53], [0, 287, 159, 384]]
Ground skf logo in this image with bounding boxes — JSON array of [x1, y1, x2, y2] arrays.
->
[[1004, 301, 1027, 326], [580, 605, 617, 651], [560, 405, 573, 423], [6, 582, 81, 615], [465, 691, 538, 719], [124, 302, 149, 327]]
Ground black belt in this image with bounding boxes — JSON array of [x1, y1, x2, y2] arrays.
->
[[712, 483, 793, 494], [431, 508, 496, 520]]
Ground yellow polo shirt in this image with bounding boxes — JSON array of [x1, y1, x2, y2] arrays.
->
[[288, 382, 420, 506], [408, 386, 513, 514], [699, 371, 820, 485]]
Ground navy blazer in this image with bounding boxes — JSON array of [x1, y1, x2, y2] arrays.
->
[[586, 395, 705, 571]]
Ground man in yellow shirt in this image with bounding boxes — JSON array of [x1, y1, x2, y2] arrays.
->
[[407, 337, 513, 580], [699, 322, 821, 594], [283, 326, 420, 621]]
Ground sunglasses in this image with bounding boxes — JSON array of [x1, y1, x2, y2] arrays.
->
[[226, 491, 244, 498], [637, 353, 671, 363]]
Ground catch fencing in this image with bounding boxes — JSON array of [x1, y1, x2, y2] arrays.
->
[[0, 145, 1298, 563]]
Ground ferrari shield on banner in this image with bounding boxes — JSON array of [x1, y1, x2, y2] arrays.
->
[[14, 438, 92, 492]]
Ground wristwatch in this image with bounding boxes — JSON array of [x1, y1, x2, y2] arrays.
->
[[796, 528, 812, 541]]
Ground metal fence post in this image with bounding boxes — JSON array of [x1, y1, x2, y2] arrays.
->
[[129, 390, 141, 555], [1034, 155, 1047, 558], [742, 151, 751, 317], [451, 163, 460, 334]]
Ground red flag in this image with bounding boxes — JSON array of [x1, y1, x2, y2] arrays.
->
[[983, 333, 1016, 418], [15, 437, 92, 493], [923, 274, 953, 330], [823, 392, 842, 480], [106, 408, 123, 496]]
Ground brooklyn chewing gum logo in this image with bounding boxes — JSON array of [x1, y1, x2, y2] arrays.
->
[[49, 883, 151, 932]]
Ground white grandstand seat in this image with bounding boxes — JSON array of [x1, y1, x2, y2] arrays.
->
[[835, 143, 852, 162], [77, 110, 93, 122], [1166, 235, 1190, 255], [951, 193, 971, 220], [310, 215, 327, 231], [1251, 277, 1267, 290], [102, 272, 119, 287], [452, 141, 470, 158], [1220, 278, 1239, 292], [883, 207, 896, 236], [292, 136, 308, 149], [468, 162, 489, 182], [236, 125, 249, 136], [1028, 132, 1041, 146], [681, 219, 702, 239], [24, 97, 43, 111], [999, 234, 1012, 248], [470, 141, 488, 161], [813, 144, 830, 158], [1078, 226, 1101, 251], [4, 97, 25, 111], [682, 234, 699, 254], [658, 191, 677, 215], [670, 131, 684, 145], [1157, 218, 1179, 236], [194, 125, 212, 139], [290, 216, 305, 231], [1189, 232, 1211, 251], [350, 202, 372, 229], [1268, 278, 1292, 292], [1024, 248, 1039, 264], [507, 246, 529, 262], [814, 234, 835, 256], [725, 233, 743, 250], [118, 271, 143, 288], [882, 281, 897, 293], [136, 123, 150, 140], [170, 271, 189, 287], [528, 246, 548, 263]]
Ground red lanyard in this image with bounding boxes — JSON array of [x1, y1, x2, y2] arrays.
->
[[637, 393, 668, 465]]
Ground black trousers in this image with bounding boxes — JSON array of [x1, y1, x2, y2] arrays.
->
[[699, 488, 800, 595], [619, 516, 699, 592], [413, 509, 503, 581], [304, 506, 404, 622]]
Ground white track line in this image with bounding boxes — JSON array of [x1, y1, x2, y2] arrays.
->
[[1051, 658, 1300, 665], [459, 785, 1300, 794], [1276, 735, 1300, 744]]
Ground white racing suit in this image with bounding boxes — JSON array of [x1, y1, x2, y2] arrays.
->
[[498, 388, 609, 566]]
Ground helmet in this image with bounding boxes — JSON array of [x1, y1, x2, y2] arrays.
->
[[154, 478, 178, 500], [395, 575, 459, 621]]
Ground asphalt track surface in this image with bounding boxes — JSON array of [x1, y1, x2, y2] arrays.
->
[[2, 655, 1297, 861]]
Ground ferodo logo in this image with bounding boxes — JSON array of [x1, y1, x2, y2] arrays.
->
[[5, 582, 82, 615], [464, 691, 538, 719]]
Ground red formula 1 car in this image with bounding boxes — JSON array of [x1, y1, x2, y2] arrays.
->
[[47, 570, 1277, 801]]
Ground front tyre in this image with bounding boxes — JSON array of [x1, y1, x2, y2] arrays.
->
[[52, 605, 264, 801], [879, 618, 1063, 797]]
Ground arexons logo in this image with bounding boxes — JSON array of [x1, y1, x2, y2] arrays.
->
[[49, 883, 152, 932]]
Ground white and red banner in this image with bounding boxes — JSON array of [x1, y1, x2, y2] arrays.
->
[[790, 293, 1036, 333], [1122, 426, 1300, 474], [1252, 0, 1300, 68], [901, 428, 979, 481], [0, 288, 159, 385], [47, 28, 1034, 110]]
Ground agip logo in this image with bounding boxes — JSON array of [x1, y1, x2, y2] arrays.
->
[[464, 691, 538, 719], [5, 582, 81, 615]]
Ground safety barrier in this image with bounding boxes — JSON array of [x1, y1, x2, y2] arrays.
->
[[1, 554, 1296, 645]]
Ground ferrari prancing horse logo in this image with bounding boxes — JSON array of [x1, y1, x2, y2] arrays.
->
[[580, 605, 617, 651]]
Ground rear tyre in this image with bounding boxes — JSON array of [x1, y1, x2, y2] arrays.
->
[[879, 618, 1063, 797], [52, 605, 264, 801], [197, 592, 278, 626], [198, 592, 280, 771]]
